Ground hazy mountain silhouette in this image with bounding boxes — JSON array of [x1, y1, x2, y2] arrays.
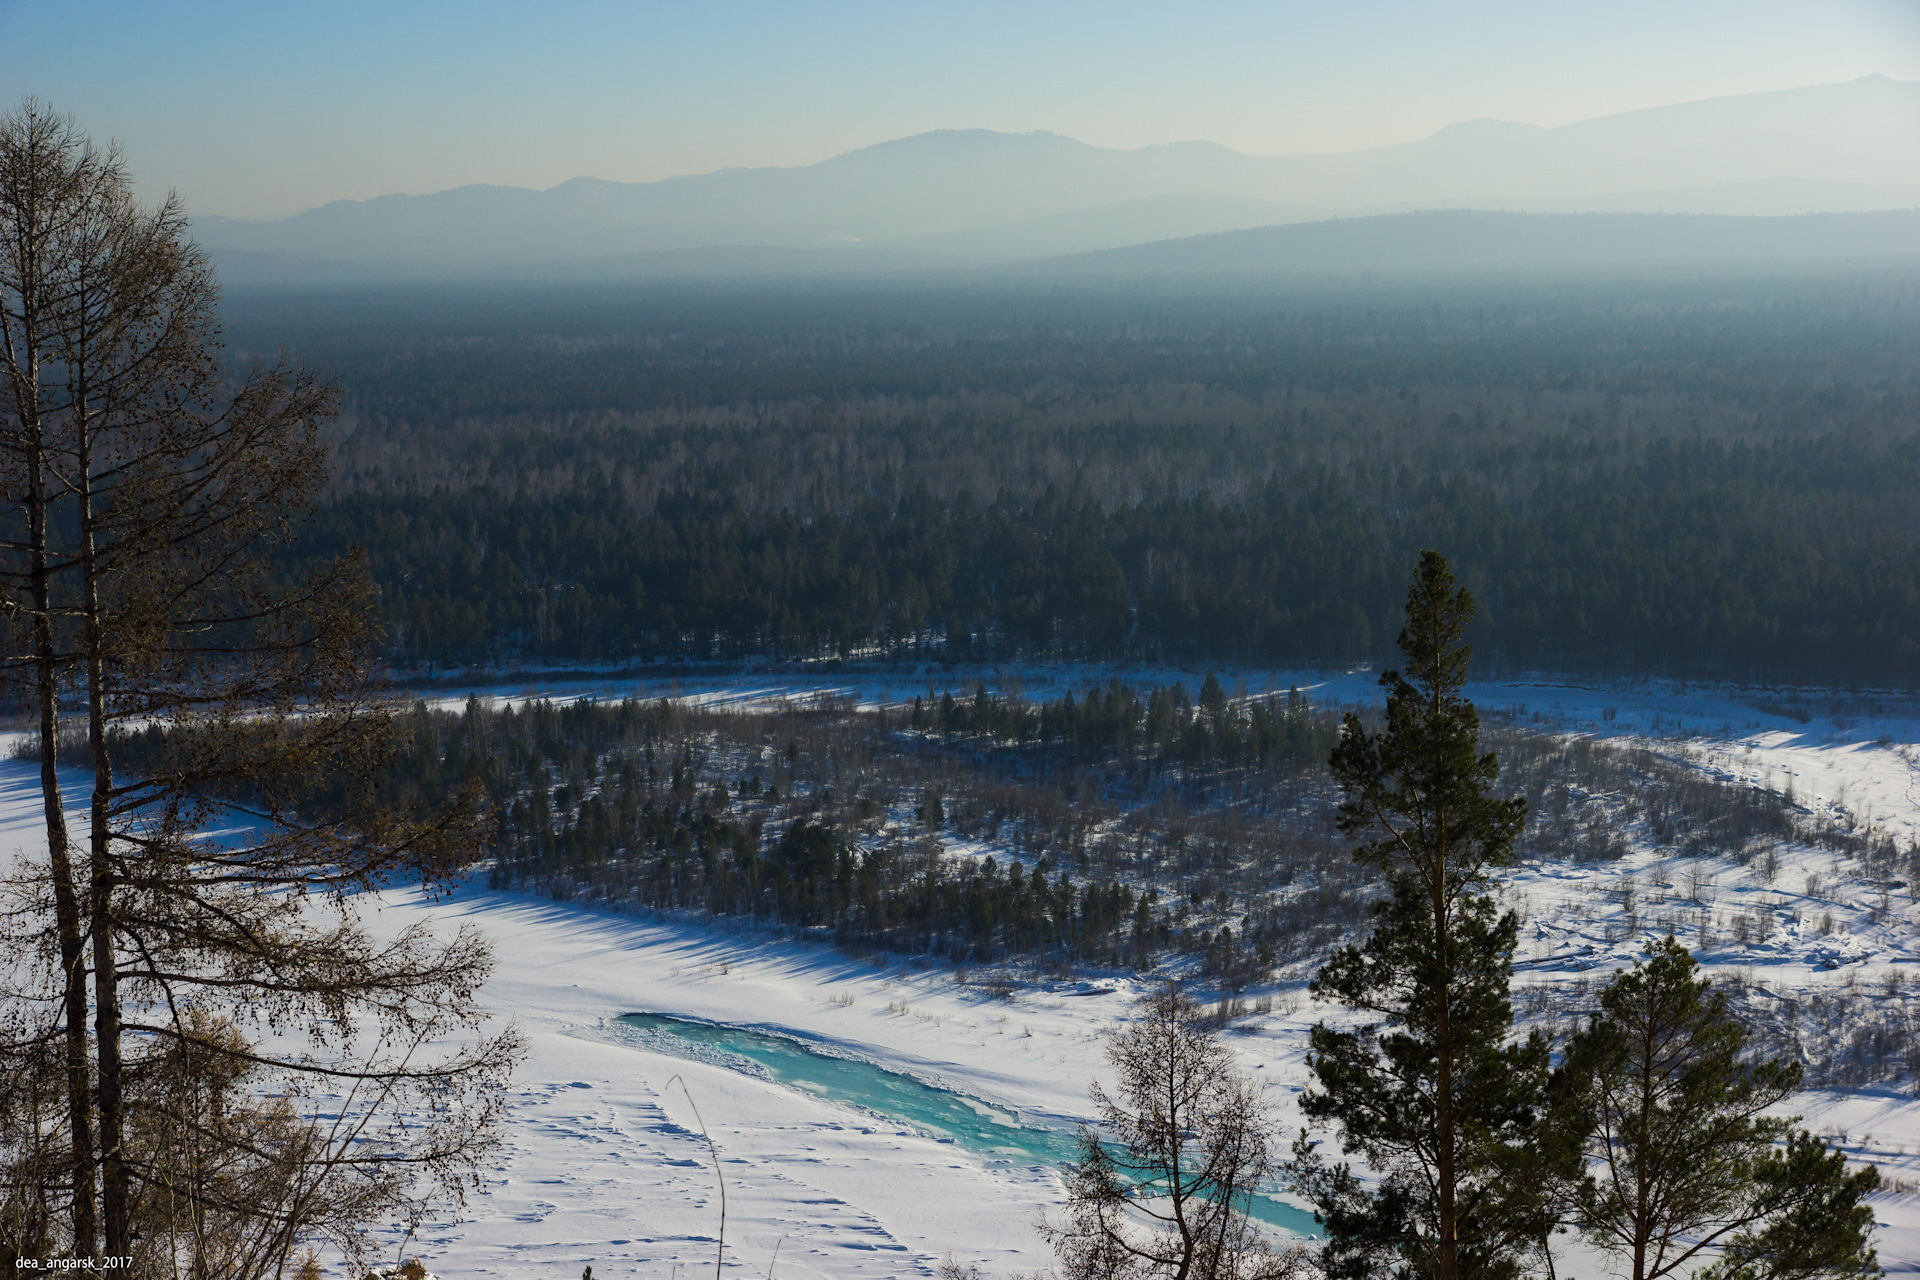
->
[[1041, 208, 1920, 276], [195, 76, 1920, 282]]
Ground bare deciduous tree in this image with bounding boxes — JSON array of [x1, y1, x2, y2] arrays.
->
[[0, 96, 107, 1252], [0, 97, 522, 1277], [1043, 985, 1307, 1280]]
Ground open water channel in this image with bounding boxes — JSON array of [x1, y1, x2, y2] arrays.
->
[[601, 1012, 1319, 1237]]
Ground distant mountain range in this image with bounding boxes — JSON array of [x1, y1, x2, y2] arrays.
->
[[196, 75, 1920, 282], [1052, 208, 1920, 275]]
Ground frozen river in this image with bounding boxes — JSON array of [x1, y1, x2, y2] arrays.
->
[[598, 1012, 1321, 1237]]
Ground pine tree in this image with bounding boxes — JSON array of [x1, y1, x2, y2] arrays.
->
[[1289, 550, 1545, 1280], [1550, 937, 1880, 1280]]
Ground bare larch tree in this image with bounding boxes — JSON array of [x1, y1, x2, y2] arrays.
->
[[0, 97, 521, 1277]]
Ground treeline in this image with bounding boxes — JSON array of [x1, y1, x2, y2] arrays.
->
[[342, 692, 1299, 971], [205, 675, 1350, 974], [229, 275, 1920, 682], [125, 650, 1909, 1088], [909, 676, 1331, 770], [224, 273, 1920, 421]]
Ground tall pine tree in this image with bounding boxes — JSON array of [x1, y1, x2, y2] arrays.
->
[[1290, 550, 1546, 1280]]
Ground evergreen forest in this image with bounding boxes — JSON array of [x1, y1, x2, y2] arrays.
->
[[228, 271, 1920, 682]]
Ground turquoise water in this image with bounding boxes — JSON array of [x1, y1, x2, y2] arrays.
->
[[611, 1012, 1319, 1237]]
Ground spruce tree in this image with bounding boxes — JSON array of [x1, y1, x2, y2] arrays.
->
[[1290, 550, 1545, 1280]]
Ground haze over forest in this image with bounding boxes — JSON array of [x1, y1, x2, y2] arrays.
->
[[175, 71, 1920, 689], [196, 75, 1920, 282], [12, 8, 1920, 1278], [171, 75, 1920, 688]]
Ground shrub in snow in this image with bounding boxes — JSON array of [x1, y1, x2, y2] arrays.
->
[[363, 1262, 435, 1280]]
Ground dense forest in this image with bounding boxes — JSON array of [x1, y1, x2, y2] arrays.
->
[[227, 271, 1920, 682], [130, 674, 1907, 1085]]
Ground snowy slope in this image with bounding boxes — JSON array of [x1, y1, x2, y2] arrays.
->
[[358, 854, 1920, 1278], [375, 669, 1920, 1277], [5, 669, 1919, 1277]]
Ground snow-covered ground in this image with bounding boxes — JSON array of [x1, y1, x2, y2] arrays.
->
[[357, 668, 1920, 1278], [8, 669, 1920, 1277], [360, 862, 1920, 1278], [418, 660, 1920, 847], [357, 894, 1146, 1278]]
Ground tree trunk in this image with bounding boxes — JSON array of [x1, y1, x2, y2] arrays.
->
[[31, 425, 97, 1256], [1434, 825, 1456, 1280], [1633, 1013, 1655, 1280], [1168, 1034, 1193, 1280], [81, 441, 129, 1257], [1432, 663, 1458, 1280], [3, 191, 98, 1254]]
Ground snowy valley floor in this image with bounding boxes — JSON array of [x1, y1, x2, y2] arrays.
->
[[12, 668, 1920, 1278], [339, 668, 1920, 1279], [360, 878, 1920, 1279]]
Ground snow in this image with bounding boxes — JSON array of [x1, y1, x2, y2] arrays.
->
[[7, 669, 1920, 1276], [355, 897, 1094, 1278], [413, 662, 1920, 845], [352, 876, 1920, 1277]]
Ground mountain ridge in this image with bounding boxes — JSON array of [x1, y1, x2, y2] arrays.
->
[[193, 76, 1920, 281], [1037, 208, 1920, 277]]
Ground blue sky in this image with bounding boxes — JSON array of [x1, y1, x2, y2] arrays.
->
[[2, 0, 1915, 218]]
